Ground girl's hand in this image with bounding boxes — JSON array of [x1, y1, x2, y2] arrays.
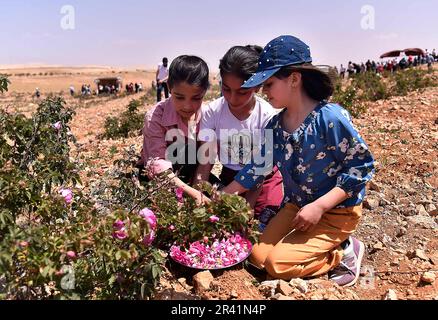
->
[[193, 191, 211, 206], [291, 203, 325, 233], [168, 173, 211, 206]]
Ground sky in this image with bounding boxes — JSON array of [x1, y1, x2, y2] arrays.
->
[[0, 0, 437, 71]]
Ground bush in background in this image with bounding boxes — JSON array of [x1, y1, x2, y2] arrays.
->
[[101, 99, 144, 140]]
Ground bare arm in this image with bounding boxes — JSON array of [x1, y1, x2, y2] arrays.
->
[[193, 141, 216, 186], [292, 187, 349, 233], [167, 172, 210, 205], [221, 180, 249, 196], [194, 163, 213, 186], [313, 187, 349, 213]]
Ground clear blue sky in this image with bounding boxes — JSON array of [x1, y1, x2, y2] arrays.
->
[[1, 0, 437, 71]]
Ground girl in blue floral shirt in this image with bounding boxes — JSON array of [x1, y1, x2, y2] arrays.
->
[[222, 35, 375, 287]]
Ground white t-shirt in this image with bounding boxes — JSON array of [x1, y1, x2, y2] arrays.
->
[[199, 96, 276, 171], [157, 63, 169, 82]]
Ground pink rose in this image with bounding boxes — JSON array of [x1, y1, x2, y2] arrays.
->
[[19, 241, 29, 248], [66, 251, 76, 259], [60, 188, 73, 205], [139, 208, 157, 230], [168, 225, 176, 232], [53, 122, 62, 131], [55, 270, 65, 276], [113, 229, 128, 240], [209, 215, 220, 223], [143, 230, 156, 246], [113, 220, 125, 231], [175, 187, 184, 203]]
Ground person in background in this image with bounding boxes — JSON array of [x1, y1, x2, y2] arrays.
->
[[339, 64, 346, 79], [347, 62, 354, 78], [427, 53, 434, 70], [156, 57, 170, 102]]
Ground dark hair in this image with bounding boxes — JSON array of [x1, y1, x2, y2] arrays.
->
[[163, 57, 168, 63], [274, 64, 334, 101], [167, 55, 210, 91], [219, 45, 263, 81]]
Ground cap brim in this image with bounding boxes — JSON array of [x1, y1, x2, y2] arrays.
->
[[241, 68, 280, 89]]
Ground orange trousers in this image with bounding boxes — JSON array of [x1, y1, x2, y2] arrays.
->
[[250, 203, 362, 280]]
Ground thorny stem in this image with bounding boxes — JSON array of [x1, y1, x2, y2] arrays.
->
[[128, 175, 173, 215], [19, 117, 41, 170]]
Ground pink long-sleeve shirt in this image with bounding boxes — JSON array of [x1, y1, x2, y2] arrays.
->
[[139, 98, 201, 176]]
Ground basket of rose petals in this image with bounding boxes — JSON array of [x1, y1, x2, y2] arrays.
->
[[169, 234, 253, 270]]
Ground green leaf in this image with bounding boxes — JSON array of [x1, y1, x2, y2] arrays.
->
[[151, 264, 160, 280], [140, 283, 146, 300], [115, 251, 122, 261], [41, 265, 51, 278], [108, 275, 116, 286]]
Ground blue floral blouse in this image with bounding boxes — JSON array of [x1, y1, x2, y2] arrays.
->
[[235, 102, 375, 209]]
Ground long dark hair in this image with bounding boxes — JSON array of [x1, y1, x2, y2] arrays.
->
[[219, 45, 263, 81], [274, 64, 334, 101], [168, 55, 210, 91]]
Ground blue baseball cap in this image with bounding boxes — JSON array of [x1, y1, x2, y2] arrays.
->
[[242, 35, 313, 88]]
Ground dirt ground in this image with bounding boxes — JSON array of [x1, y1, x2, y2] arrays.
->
[[1, 67, 437, 300]]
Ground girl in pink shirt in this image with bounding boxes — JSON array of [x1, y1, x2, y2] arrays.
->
[[138, 55, 211, 204]]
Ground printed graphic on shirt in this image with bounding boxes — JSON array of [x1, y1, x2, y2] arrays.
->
[[227, 132, 253, 167]]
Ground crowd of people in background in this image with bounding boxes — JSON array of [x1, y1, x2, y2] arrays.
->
[[99, 84, 119, 95], [81, 84, 93, 96], [32, 48, 436, 100], [65, 81, 144, 97], [337, 49, 436, 78]]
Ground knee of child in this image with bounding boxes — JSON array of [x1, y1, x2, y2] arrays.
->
[[248, 253, 264, 270], [264, 252, 303, 280], [250, 246, 266, 264]]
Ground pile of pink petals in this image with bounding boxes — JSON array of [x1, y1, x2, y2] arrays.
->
[[170, 234, 252, 270]]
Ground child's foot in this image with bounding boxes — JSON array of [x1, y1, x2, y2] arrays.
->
[[329, 237, 365, 287]]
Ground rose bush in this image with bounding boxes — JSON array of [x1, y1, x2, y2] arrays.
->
[[0, 77, 260, 299], [0, 95, 162, 300], [97, 152, 261, 270]]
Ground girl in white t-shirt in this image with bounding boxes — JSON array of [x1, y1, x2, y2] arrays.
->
[[195, 45, 284, 224]]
